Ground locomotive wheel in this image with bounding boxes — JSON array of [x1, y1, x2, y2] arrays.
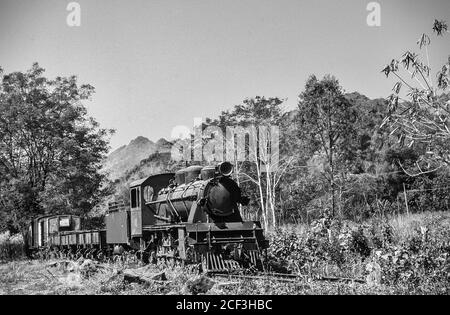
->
[[136, 250, 150, 265], [157, 256, 174, 270], [185, 247, 196, 264], [175, 258, 184, 268], [149, 250, 157, 264], [188, 263, 202, 274], [96, 250, 105, 262], [166, 257, 176, 269], [200, 257, 207, 274], [113, 255, 121, 264], [38, 249, 46, 261], [123, 251, 135, 265], [142, 251, 149, 264], [156, 257, 165, 269]]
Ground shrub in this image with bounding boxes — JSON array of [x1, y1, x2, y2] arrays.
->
[[269, 212, 450, 294], [0, 232, 24, 261]]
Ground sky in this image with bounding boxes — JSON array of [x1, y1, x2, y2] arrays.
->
[[1, 0, 449, 152]]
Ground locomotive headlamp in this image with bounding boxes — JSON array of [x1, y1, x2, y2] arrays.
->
[[218, 162, 233, 176]]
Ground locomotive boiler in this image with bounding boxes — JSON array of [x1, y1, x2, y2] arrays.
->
[[148, 162, 245, 224], [26, 162, 268, 273]]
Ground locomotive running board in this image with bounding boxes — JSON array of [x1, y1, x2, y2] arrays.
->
[[185, 221, 263, 233]]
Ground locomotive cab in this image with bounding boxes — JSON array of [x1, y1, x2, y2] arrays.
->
[[105, 173, 175, 245], [129, 173, 175, 237]]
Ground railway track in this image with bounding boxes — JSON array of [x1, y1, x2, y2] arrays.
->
[[39, 248, 367, 285], [209, 271, 304, 283], [209, 271, 365, 284]]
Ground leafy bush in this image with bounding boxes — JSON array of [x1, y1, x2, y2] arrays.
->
[[268, 212, 450, 294], [0, 233, 24, 261]]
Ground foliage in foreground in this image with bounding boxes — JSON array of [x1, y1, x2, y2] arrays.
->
[[1, 212, 448, 295], [0, 232, 23, 262], [266, 212, 450, 294]]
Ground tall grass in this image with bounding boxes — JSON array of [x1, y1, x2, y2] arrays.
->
[[0, 232, 24, 261], [268, 210, 450, 293], [387, 211, 450, 243]]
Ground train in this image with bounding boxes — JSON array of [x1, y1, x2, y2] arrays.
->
[[25, 162, 269, 273]]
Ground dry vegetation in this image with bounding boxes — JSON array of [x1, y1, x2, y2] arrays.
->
[[1, 211, 449, 295], [0, 259, 387, 295]]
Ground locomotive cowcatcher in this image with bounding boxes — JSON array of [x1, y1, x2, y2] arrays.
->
[[26, 162, 269, 273]]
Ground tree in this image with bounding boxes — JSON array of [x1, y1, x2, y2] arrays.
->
[[0, 63, 113, 234], [211, 96, 292, 230], [297, 75, 356, 217], [381, 19, 450, 175]]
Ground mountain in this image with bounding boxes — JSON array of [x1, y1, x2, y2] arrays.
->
[[103, 92, 390, 182], [102, 136, 173, 180]]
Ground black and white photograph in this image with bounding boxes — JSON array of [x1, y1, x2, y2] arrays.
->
[[0, 0, 449, 299]]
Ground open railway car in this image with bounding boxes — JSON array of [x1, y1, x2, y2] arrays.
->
[[27, 214, 106, 259], [26, 162, 269, 272]]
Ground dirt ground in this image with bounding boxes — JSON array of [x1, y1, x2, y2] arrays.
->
[[0, 258, 394, 295]]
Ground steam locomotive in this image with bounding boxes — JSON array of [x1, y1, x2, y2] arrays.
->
[[25, 162, 268, 272]]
